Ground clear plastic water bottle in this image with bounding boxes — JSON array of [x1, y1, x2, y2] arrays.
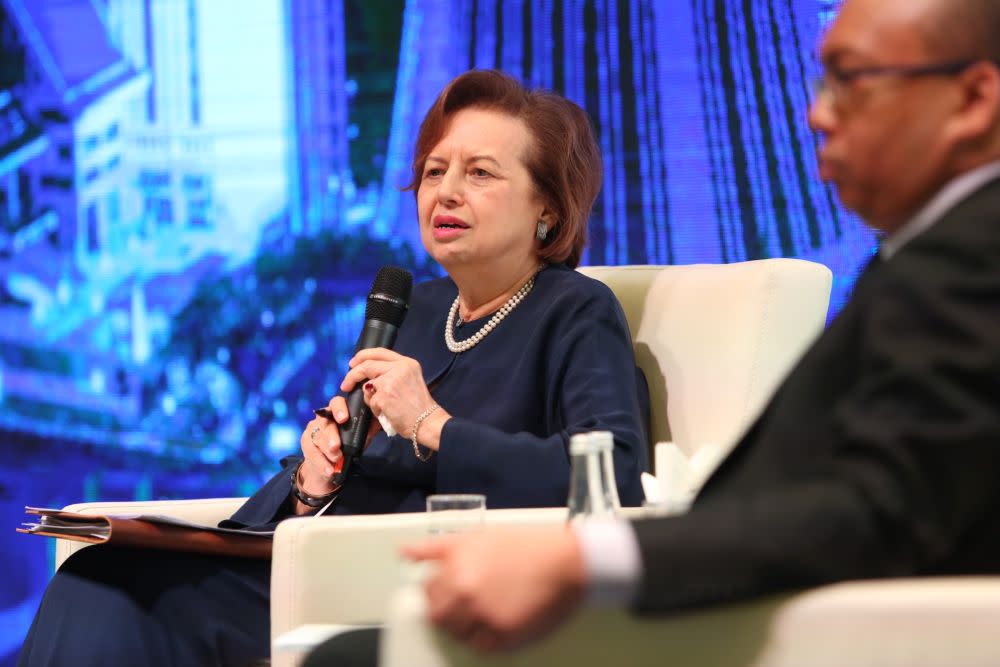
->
[[567, 431, 621, 521]]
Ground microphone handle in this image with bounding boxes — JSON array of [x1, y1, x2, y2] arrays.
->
[[333, 319, 400, 485]]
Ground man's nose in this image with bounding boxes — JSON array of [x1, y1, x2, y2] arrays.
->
[[807, 91, 836, 135]]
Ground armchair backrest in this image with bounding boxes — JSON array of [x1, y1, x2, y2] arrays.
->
[[579, 260, 831, 462]]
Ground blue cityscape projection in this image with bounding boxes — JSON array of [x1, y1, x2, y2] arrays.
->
[[0, 0, 859, 660]]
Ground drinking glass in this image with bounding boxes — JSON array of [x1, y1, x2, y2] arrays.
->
[[426, 494, 486, 534]]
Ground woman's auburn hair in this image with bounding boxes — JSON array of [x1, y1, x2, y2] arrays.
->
[[406, 70, 602, 269]]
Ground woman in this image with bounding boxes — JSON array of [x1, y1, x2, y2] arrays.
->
[[19, 70, 648, 667]]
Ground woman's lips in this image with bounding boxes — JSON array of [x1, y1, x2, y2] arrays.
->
[[432, 215, 469, 240], [433, 215, 468, 228]]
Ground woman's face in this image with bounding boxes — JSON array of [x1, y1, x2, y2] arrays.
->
[[417, 107, 547, 275]]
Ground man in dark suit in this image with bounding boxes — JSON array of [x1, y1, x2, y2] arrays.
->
[[403, 0, 1000, 653]]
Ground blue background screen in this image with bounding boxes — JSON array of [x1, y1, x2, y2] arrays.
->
[[0, 0, 852, 659]]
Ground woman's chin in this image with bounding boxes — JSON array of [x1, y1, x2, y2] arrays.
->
[[430, 248, 473, 273]]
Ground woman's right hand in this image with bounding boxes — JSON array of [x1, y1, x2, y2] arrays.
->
[[295, 396, 350, 512]]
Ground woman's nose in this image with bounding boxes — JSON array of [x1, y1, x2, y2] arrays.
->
[[437, 168, 463, 205]]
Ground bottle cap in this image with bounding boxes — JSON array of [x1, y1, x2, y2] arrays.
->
[[569, 431, 613, 455], [569, 432, 594, 455], [590, 430, 614, 451]]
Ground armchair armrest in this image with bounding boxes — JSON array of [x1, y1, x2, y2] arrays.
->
[[56, 497, 248, 569], [381, 577, 1000, 667], [270, 507, 570, 630], [269, 507, 569, 667]]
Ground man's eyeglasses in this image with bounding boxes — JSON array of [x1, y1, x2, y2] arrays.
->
[[811, 59, 985, 110]]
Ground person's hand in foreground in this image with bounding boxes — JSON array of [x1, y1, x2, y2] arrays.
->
[[402, 525, 587, 653]]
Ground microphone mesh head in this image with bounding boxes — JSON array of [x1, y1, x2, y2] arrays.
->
[[365, 266, 413, 325]]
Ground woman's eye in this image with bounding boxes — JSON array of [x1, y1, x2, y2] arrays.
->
[[471, 168, 492, 178], [423, 168, 444, 178]]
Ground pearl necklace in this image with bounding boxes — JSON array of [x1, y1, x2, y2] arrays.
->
[[444, 274, 537, 353]]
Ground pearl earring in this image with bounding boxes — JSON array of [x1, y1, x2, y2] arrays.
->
[[536, 221, 549, 241]]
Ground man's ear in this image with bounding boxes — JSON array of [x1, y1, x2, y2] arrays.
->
[[947, 61, 1000, 147]]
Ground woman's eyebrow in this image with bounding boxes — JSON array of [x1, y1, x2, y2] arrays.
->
[[467, 155, 503, 168], [425, 154, 505, 168]]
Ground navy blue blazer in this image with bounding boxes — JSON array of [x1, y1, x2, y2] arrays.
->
[[227, 264, 649, 529]]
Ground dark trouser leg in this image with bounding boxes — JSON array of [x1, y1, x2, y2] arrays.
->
[[301, 628, 380, 667], [18, 545, 271, 667]]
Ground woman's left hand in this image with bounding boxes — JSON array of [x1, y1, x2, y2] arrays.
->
[[340, 348, 450, 450]]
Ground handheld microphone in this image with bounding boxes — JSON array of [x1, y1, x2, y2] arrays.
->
[[334, 266, 413, 485]]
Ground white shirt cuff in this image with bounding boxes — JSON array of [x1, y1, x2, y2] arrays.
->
[[573, 518, 642, 606]]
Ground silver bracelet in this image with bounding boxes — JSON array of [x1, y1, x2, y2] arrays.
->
[[411, 403, 441, 462], [290, 460, 339, 508]]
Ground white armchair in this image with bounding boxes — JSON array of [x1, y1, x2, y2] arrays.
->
[[52, 259, 835, 666], [381, 577, 1000, 667], [376, 261, 1000, 666], [579, 260, 831, 496], [268, 507, 572, 656]]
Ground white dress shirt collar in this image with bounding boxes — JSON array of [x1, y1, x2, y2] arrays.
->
[[881, 160, 1000, 260]]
